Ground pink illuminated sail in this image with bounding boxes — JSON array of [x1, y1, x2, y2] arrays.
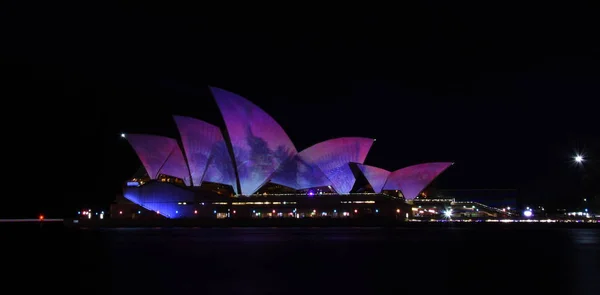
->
[[269, 154, 332, 190], [203, 140, 238, 194], [125, 134, 179, 179], [173, 115, 224, 186], [382, 162, 453, 200], [268, 156, 301, 189], [300, 137, 374, 194], [157, 145, 191, 186], [211, 87, 297, 195], [356, 164, 390, 193]]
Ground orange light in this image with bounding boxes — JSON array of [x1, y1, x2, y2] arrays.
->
[[396, 209, 400, 213], [39, 215, 44, 220]]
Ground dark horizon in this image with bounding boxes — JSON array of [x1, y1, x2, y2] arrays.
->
[[1, 2, 598, 218]]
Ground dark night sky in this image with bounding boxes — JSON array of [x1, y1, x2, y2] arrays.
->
[[1, 2, 598, 217]]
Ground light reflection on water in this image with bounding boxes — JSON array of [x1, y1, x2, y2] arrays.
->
[[569, 229, 600, 295], [569, 229, 599, 244]]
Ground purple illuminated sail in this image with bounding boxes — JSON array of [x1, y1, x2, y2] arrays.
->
[[300, 137, 374, 194], [203, 140, 238, 194], [383, 162, 453, 200], [125, 134, 178, 179], [211, 87, 297, 195], [268, 156, 301, 189], [295, 155, 332, 189], [357, 164, 390, 193], [269, 154, 332, 190], [157, 146, 191, 186], [173, 116, 223, 186], [124, 182, 195, 218]]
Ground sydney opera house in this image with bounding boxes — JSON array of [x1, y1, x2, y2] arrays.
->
[[111, 87, 453, 219]]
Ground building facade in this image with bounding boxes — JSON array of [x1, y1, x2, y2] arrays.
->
[[113, 87, 453, 219]]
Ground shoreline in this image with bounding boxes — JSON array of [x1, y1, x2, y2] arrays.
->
[[2, 218, 597, 229], [65, 218, 599, 229]]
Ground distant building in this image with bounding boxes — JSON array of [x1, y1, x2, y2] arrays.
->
[[436, 189, 517, 209]]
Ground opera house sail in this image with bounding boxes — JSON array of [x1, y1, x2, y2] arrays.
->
[[297, 137, 374, 194], [356, 164, 391, 193], [382, 162, 453, 200], [121, 86, 453, 218], [210, 87, 297, 195], [173, 115, 238, 193], [125, 134, 191, 186]]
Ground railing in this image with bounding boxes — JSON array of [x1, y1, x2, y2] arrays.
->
[[245, 192, 385, 197], [412, 198, 455, 202], [453, 201, 510, 215]]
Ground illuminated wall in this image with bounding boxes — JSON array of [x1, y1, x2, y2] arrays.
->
[[211, 87, 297, 195], [300, 137, 374, 194], [382, 162, 453, 200], [125, 134, 180, 179], [356, 164, 390, 193], [173, 115, 225, 187], [123, 182, 195, 218]]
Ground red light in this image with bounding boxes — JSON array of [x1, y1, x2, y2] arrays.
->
[[396, 209, 400, 213], [233, 210, 236, 214], [39, 215, 44, 220], [354, 209, 358, 213], [272, 210, 276, 213], [119, 211, 122, 215], [194, 210, 198, 214]]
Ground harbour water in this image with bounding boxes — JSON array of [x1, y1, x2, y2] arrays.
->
[[10, 224, 600, 295]]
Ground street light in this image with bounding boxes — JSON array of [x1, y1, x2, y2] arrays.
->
[[444, 209, 452, 218], [574, 155, 584, 163]]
